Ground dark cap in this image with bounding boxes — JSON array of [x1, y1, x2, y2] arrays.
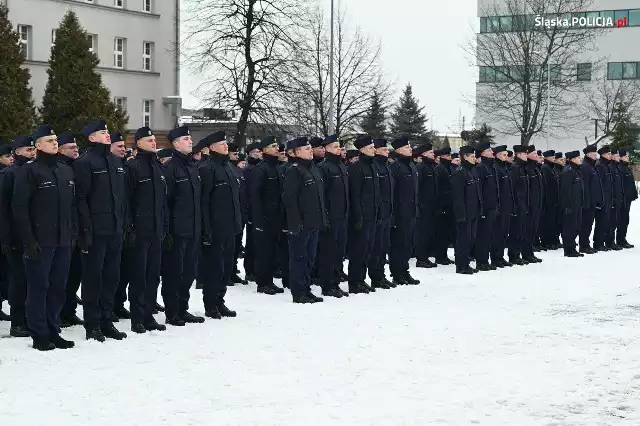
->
[[168, 125, 190, 142], [354, 135, 373, 150], [209, 131, 226, 144], [246, 142, 260, 153], [0, 144, 12, 156], [513, 145, 527, 153], [619, 149, 628, 157], [555, 152, 563, 159], [507, 150, 513, 157], [322, 135, 339, 146], [193, 137, 209, 154], [537, 150, 542, 156], [475, 141, 491, 153], [565, 150, 580, 160], [542, 150, 555, 158], [597, 146, 610, 155], [83, 120, 107, 138], [583, 144, 597, 154], [287, 137, 309, 150], [526, 145, 536, 154], [346, 150, 359, 160], [610, 148, 619, 155], [58, 132, 76, 147], [309, 137, 324, 148], [451, 153, 460, 159], [111, 133, 124, 144], [12, 135, 34, 149], [33, 124, 55, 141], [391, 137, 410, 150], [258, 136, 277, 150], [157, 148, 173, 159], [278, 143, 285, 153], [134, 126, 153, 142], [492, 145, 507, 154], [373, 138, 387, 149], [227, 142, 239, 152], [459, 145, 475, 156], [412, 145, 428, 157], [437, 147, 451, 156]]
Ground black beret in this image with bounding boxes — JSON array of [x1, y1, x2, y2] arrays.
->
[[33, 124, 55, 140], [246, 142, 260, 152], [258, 136, 277, 150], [475, 141, 491, 153], [287, 137, 309, 150], [597, 146, 610, 155], [437, 147, 451, 156], [542, 150, 555, 157], [12, 135, 34, 149], [354, 135, 373, 150], [513, 145, 527, 153], [346, 150, 359, 160], [391, 137, 410, 150], [0, 144, 12, 156], [412, 145, 428, 157], [451, 153, 460, 159], [134, 126, 154, 142], [309, 137, 324, 148], [83, 120, 107, 138], [619, 149, 628, 157], [373, 138, 387, 149], [209, 131, 226, 144], [459, 145, 475, 156], [555, 152, 563, 159], [526, 145, 536, 154], [507, 150, 513, 157], [157, 148, 172, 159], [537, 150, 542, 156], [583, 144, 597, 154], [566, 150, 580, 160], [227, 142, 239, 152], [168, 125, 190, 142], [58, 132, 76, 147], [492, 145, 507, 154], [610, 148, 618, 155], [322, 134, 339, 146], [111, 133, 124, 143]]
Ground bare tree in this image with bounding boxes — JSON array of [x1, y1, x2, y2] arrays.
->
[[467, 0, 602, 145], [272, 4, 391, 137], [182, 0, 303, 146], [580, 77, 640, 145]]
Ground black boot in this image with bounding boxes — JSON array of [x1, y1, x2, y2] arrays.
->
[[359, 281, 375, 292], [306, 291, 324, 303], [86, 327, 106, 342], [131, 323, 147, 334], [456, 267, 474, 275], [257, 285, 280, 295], [51, 334, 75, 349], [392, 276, 408, 286], [231, 274, 246, 284], [102, 323, 128, 340], [416, 260, 437, 268], [384, 277, 397, 288], [205, 307, 222, 319], [10, 325, 30, 338], [181, 311, 205, 323], [436, 258, 454, 266], [32, 338, 55, 351], [404, 274, 420, 285], [60, 314, 84, 328], [166, 316, 186, 327], [144, 317, 167, 331], [0, 309, 10, 322], [509, 257, 525, 266], [269, 283, 285, 294], [218, 304, 237, 317], [292, 294, 315, 304], [321, 287, 343, 298], [114, 306, 131, 319], [348, 281, 369, 294]]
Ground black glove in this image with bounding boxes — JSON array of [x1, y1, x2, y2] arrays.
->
[[1, 242, 11, 257], [289, 224, 303, 236], [354, 220, 363, 231], [79, 233, 92, 253], [321, 222, 330, 233], [595, 204, 602, 210], [24, 242, 41, 260], [163, 233, 174, 251], [124, 229, 137, 248], [202, 233, 212, 247], [564, 208, 572, 215]]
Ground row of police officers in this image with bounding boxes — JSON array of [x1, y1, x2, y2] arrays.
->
[[0, 122, 636, 350]]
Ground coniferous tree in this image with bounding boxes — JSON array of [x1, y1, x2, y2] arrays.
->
[[360, 90, 387, 138], [390, 83, 428, 139], [0, 5, 37, 141], [442, 135, 451, 148], [609, 100, 639, 152], [40, 11, 127, 144]]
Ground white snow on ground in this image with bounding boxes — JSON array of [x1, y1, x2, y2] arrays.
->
[[2, 212, 640, 426]]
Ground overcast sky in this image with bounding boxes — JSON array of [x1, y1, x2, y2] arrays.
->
[[180, 0, 479, 135]]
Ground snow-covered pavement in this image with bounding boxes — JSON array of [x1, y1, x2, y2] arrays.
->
[[2, 213, 640, 425]]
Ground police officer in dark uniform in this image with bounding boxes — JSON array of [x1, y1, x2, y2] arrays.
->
[[243, 143, 262, 283], [609, 149, 624, 250], [553, 152, 565, 245], [389, 137, 420, 285], [560, 151, 585, 257], [578, 144, 601, 254], [315, 135, 350, 297], [522, 146, 543, 263], [368, 138, 394, 289], [12, 124, 77, 350], [282, 137, 326, 303], [199, 131, 241, 318], [56, 132, 84, 328], [474, 141, 499, 271], [594, 146, 613, 251], [228, 142, 248, 285], [161, 125, 205, 326], [0, 143, 10, 321], [490, 145, 513, 267], [347, 135, 379, 294], [452, 146, 482, 274], [277, 144, 293, 289], [507, 145, 529, 265], [433, 148, 455, 265], [540, 150, 559, 250], [125, 127, 168, 333], [73, 121, 128, 341], [1, 136, 36, 337], [617, 150, 637, 248], [249, 136, 286, 295], [414, 143, 437, 269], [310, 136, 325, 166]]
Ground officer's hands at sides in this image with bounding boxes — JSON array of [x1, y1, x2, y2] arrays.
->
[[354, 220, 363, 231], [79, 233, 92, 253], [289, 224, 303, 236], [202, 233, 212, 247], [163, 233, 173, 251], [564, 208, 572, 215], [23, 241, 41, 260], [124, 228, 136, 248], [321, 222, 330, 233]]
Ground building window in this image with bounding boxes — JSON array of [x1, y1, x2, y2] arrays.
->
[[114, 97, 127, 111], [614, 10, 628, 24], [17, 25, 30, 59], [87, 34, 97, 53], [629, 9, 640, 26], [142, 41, 153, 71], [143, 100, 153, 127], [143, 0, 152, 13], [577, 63, 592, 81], [114, 37, 125, 68], [480, 17, 487, 33], [114, 0, 124, 7], [608, 62, 623, 80], [623, 62, 637, 79]]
